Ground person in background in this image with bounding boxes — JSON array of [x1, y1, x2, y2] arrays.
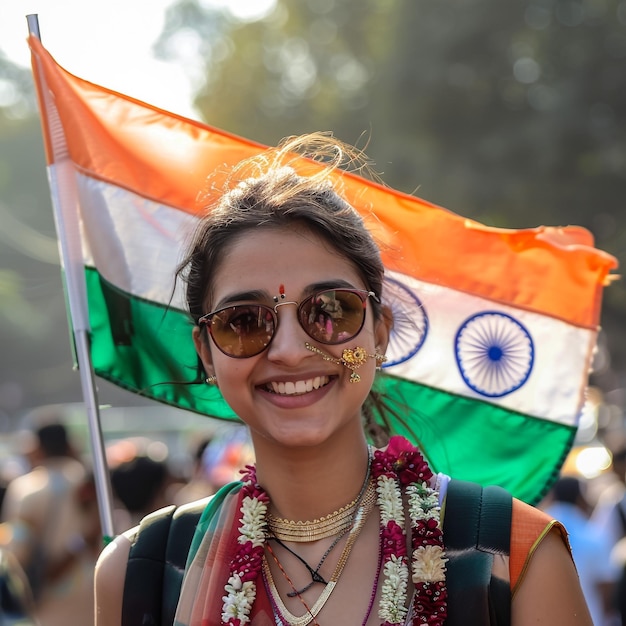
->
[[592, 442, 626, 557], [110, 452, 172, 530], [591, 440, 626, 624], [544, 475, 620, 626], [610, 536, 626, 625], [200, 426, 255, 491], [0, 413, 91, 625], [0, 547, 37, 625], [32, 473, 103, 626]]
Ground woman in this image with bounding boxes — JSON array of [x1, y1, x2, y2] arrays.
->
[[95, 133, 592, 625]]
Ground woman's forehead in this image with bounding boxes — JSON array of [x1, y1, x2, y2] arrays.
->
[[210, 228, 363, 301]]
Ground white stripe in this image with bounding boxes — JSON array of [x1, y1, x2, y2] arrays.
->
[[75, 173, 196, 311], [75, 175, 591, 426], [384, 270, 592, 427]]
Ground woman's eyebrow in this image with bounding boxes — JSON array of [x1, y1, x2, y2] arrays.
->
[[213, 289, 269, 309], [305, 279, 359, 293]]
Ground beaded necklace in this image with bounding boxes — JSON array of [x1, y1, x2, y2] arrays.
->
[[220, 436, 447, 626]]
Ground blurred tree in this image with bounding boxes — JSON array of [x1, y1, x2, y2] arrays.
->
[[0, 113, 69, 416], [155, 0, 625, 380], [0, 52, 36, 122], [154, 0, 397, 142]]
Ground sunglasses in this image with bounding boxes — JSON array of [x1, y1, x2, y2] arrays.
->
[[198, 288, 379, 358]]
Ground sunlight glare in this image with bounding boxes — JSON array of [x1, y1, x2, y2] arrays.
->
[[200, 0, 276, 21], [575, 445, 612, 479]]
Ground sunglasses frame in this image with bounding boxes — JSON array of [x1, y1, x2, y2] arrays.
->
[[198, 288, 379, 358]]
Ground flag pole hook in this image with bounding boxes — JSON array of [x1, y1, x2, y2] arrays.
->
[[26, 14, 40, 39]]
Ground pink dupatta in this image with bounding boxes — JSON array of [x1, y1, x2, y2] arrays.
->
[[174, 485, 274, 626]]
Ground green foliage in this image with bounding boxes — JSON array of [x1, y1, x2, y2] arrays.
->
[[0, 52, 36, 121]]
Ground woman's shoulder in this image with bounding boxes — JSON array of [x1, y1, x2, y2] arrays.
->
[[94, 528, 136, 625], [510, 500, 592, 624], [94, 497, 210, 625]]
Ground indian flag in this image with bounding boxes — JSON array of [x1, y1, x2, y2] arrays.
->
[[30, 36, 617, 504]]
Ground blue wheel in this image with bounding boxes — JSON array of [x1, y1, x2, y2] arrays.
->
[[454, 311, 534, 398], [382, 276, 428, 367]]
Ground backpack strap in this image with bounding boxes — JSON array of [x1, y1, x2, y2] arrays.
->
[[121, 481, 243, 626], [443, 479, 512, 626], [121, 498, 208, 626]]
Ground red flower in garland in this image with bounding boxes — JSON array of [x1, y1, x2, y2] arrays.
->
[[381, 520, 407, 559], [386, 436, 433, 486]]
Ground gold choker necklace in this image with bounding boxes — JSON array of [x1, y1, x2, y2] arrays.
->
[[268, 497, 358, 542], [267, 448, 373, 543], [267, 477, 375, 542]]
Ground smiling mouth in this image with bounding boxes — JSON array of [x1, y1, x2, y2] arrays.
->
[[264, 376, 331, 396]]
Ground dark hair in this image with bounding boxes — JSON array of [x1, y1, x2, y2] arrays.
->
[[176, 133, 394, 445], [36, 423, 70, 458], [551, 476, 583, 505], [111, 456, 167, 514]]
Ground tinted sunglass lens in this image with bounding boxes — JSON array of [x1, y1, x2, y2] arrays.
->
[[300, 290, 365, 344], [210, 305, 275, 357]]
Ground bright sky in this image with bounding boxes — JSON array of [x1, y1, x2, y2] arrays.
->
[[0, 0, 274, 119]]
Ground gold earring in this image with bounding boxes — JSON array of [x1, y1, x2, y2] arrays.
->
[[205, 375, 217, 385], [375, 352, 387, 371]]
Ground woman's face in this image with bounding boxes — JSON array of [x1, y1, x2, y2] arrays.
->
[[193, 226, 389, 450]]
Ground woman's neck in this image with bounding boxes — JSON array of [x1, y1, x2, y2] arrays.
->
[[252, 432, 371, 522]]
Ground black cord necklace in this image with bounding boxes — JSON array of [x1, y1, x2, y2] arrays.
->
[[267, 527, 349, 596]]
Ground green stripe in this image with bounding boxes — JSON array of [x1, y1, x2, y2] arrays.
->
[[372, 375, 575, 504], [87, 269, 572, 504], [86, 268, 238, 420]]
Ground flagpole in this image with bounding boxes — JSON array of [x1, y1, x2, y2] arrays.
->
[[27, 14, 116, 543]]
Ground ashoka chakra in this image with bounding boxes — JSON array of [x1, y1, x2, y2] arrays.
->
[[454, 311, 534, 398]]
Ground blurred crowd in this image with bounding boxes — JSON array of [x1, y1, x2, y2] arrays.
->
[[1, 405, 626, 625], [0, 406, 254, 625], [538, 438, 626, 626]]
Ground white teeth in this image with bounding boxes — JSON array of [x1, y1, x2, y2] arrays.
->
[[268, 376, 329, 396]]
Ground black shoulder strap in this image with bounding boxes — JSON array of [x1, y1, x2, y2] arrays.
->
[[121, 498, 208, 626], [443, 479, 512, 626]]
